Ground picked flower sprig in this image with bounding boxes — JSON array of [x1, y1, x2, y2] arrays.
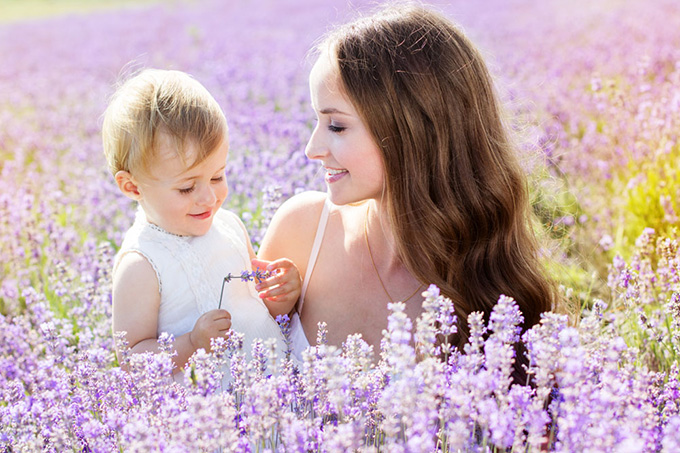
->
[[218, 268, 272, 309]]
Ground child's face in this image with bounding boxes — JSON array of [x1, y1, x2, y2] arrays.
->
[[135, 133, 229, 237], [305, 52, 385, 206]]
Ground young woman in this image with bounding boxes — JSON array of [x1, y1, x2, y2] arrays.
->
[[258, 3, 556, 382]]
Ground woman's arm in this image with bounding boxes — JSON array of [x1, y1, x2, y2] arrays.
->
[[233, 213, 302, 316], [257, 190, 328, 316]]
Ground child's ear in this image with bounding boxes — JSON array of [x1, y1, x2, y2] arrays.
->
[[115, 171, 142, 200]]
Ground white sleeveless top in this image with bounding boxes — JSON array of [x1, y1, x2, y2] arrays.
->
[[114, 207, 286, 384]]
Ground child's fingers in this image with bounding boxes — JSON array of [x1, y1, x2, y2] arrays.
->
[[252, 259, 293, 274], [254, 269, 289, 291], [252, 258, 288, 285], [203, 310, 231, 332], [258, 281, 295, 300], [251, 258, 271, 272], [260, 294, 294, 305], [263, 257, 297, 273], [215, 318, 232, 333], [207, 309, 232, 321]]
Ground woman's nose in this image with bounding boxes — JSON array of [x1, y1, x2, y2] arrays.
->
[[305, 126, 328, 160]]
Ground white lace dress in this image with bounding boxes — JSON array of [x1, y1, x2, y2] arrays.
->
[[114, 207, 286, 385]]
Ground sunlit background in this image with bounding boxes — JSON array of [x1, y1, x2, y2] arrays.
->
[[2, 0, 680, 449]]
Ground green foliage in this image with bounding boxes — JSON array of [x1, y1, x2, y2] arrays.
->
[[528, 165, 604, 302], [606, 229, 680, 373], [0, 0, 161, 23], [623, 302, 679, 371], [533, 187, 579, 241], [622, 142, 680, 256]]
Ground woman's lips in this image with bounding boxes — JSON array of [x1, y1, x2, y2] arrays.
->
[[325, 167, 348, 183]]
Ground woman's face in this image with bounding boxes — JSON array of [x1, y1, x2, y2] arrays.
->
[[305, 51, 385, 206]]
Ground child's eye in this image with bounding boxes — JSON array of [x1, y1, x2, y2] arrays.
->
[[328, 124, 346, 133], [179, 186, 195, 194], [211, 175, 225, 183]]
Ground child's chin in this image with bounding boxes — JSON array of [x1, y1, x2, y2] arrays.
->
[[193, 222, 213, 236]]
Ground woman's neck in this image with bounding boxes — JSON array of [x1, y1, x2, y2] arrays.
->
[[364, 199, 401, 271]]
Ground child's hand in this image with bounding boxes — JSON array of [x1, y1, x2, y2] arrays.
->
[[189, 309, 232, 352], [252, 258, 301, 317]]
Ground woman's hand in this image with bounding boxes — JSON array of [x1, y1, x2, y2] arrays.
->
[[252, 258, 301, 317]]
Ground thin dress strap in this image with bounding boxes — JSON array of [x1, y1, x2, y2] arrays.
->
[[299, 198, 331, 312]]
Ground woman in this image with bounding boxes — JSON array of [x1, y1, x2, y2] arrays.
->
[[258, 3, 556, 382]]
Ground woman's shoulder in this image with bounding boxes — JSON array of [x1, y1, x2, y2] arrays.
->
[[277, 190, 327, 213], [258, 191, 328, 266], [268, 190, 328, 236], [280, 190, 327, 215]]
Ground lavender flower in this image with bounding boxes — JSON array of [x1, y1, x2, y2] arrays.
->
[[2, 0, 680, 449], [219, 268, 271, 309]]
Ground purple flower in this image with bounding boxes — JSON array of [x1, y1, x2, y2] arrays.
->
[[2, 0, 680, 449]]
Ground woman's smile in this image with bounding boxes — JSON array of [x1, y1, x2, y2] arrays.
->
[[324, 167, 349, 183]]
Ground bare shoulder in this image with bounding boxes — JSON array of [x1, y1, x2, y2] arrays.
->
[[266, 190, 328, 236], [258, 191, 328, 275], [112, 252, 161, 334], [113, 251, 159, 292], [274, 190, 327, 220]]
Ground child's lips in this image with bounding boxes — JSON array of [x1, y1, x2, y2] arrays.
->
[[189, 210, 212, 220]]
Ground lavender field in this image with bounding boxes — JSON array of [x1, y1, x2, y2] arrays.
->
[[2, 0, 680, 450]]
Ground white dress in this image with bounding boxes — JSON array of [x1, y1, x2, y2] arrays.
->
[[114, 207, 287, 385]]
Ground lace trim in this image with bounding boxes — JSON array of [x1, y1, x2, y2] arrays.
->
[[138, 224, 213, 313], [134, 208, 250, 314], [147, 222, 189, 238]]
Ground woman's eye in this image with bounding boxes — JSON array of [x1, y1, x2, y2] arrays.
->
[[179, 186, 195, 194], [328, 124, 346, 133], [211, 175, 225, 183]]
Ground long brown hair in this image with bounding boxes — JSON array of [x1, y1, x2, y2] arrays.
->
[[321, 3, 556, 380]]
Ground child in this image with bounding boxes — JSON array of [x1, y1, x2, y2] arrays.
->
[[103, 69, 300, 384]]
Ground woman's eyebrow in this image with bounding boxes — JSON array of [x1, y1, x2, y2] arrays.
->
[[319, 107, 351, 116]]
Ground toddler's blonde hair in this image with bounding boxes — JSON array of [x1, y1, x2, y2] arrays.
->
[[102, 69, 227, 177]]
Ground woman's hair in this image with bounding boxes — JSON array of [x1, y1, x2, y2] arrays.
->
[[320, 3, 556, 381], [102, 69, 227, 177]]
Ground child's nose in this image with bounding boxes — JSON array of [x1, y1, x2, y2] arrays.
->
[[197, 184, 217, 206]]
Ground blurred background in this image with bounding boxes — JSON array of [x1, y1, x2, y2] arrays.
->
[[2, 0, 680, 315], [4, 3, 680, 448]]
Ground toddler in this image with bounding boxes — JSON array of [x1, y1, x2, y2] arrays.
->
[[102, 69, 300, 384]]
